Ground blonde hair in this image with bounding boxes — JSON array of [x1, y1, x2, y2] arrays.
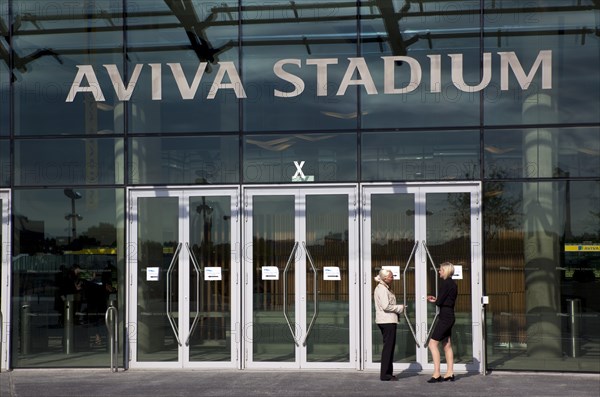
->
[[439, 262, 455, 279]]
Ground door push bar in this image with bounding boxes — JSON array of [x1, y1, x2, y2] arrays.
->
[[403, 241, 420, 348], [283, 242, 300, 346], [166, 242, 183, 347], [185, 243, 202, 346], [302, 242, 319, 347], [422, 241, 439, 347]]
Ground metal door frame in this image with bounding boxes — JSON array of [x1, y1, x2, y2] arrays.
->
[[0, 190, 11, 372], [242, 184, 359, 370], [127, 186, 240, 369], [361, 182, 483, 374]]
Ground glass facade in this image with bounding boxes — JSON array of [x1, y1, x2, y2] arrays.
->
[[0, 0, 597, 373]]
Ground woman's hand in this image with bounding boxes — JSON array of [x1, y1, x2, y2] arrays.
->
[[427, 295, 436, 303]]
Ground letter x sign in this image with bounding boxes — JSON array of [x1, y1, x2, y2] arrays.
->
[[293, 161, 306, 179], [292, 161, 314, 182]]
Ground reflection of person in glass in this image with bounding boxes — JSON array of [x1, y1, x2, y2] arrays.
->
[[373, 268, 405, 381], [427, 262, 458, 383]]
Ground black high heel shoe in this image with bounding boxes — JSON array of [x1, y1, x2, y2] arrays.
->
[[443, 375, 455, 382], [427, 376, 442, 383]]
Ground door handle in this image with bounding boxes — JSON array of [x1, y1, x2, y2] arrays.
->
[[301, 242, 319, 347], [166, 243, 183, 347], [403, 241, 420, 348], [185, 242, 202, 346], [283, 242, 300, 347], [422, 241, 439, 346]]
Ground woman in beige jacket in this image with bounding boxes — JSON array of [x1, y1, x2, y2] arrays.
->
[[374, 268, 405, 381]]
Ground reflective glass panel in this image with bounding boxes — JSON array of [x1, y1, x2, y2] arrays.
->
[[129, 136, 239, 185], [12, 1, 124, 135], [136, 196, 178, 362], [426, 193, 473, 365], [11, 188, 122, 368], [126, 1, 239, 133], [188, 195, 232, 362], [0, 0, 7, 136], [483, 1, 600, 125], [306, 194, 350, 362], [252, 195, 295, 362], [362, 131, 480, 181], [0, 139, 8, 186], [360, 1, 481, 129], [484, 127, 600, 179], [484, 181, 600, 372], [14, 138, 124, 186], [244, 133, 357, 183], [370, 193, 417, 363], [242, 0, 359, 132]]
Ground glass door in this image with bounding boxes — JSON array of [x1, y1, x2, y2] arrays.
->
[[0, 191, 10, 371], [362, 183, 483, 374], [128, 188, 239, 368], [243, 186, 359, 369]]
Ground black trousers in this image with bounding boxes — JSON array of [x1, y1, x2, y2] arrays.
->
[[378, 323, 397, 380]]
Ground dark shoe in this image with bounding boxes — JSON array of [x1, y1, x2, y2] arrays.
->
[[443, 375, 455, 382], [427, 376, 442, 383], [381, 375, 397, 381]]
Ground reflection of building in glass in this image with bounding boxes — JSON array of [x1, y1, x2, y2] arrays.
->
[[0, 0, 598, 374]]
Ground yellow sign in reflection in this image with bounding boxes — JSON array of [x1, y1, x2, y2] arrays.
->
[[564, 244, 600, 252]]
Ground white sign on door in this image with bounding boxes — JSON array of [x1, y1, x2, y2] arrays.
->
[[262, 266, 279, 280], [204, 267, 222, 281]]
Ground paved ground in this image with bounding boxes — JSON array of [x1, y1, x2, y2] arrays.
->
[[1, 369, 599, 397]]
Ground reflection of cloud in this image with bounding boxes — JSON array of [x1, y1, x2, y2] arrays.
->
[[246, 134, 334, 151], [246, 137, 293, 151], [295, 134, 333, 141], [484, 145, 515, 154], [321, 111, 368, 119], [96, 103, 114, 111], [578, 148, 600, 156]]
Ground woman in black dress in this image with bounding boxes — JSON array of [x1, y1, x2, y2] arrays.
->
[[426, 262, 458, 383]]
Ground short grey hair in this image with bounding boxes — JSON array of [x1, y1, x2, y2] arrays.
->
[[378, 268, 393, 279]]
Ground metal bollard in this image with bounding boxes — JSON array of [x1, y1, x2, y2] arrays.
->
[[567, 298, 581, 358], [64, 295, 75, 354], [20, 305, 30, 355], [105, 301, 118, 372]]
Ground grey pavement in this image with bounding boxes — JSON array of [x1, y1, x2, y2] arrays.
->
[[1, 369, 599, 397]]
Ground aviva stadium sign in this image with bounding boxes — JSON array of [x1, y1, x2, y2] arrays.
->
[[66, 50, 552, 102]]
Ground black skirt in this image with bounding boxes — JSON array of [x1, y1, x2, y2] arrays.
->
[[431, 307, 455, 341]]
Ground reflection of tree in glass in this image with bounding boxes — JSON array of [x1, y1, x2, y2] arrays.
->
[[448, 173, 519, 239], [590, 209, 600, 237]]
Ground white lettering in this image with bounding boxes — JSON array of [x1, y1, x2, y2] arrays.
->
[[293, 161, 306, 179], [65, 51, 553, 103], [150, 63, 162, 100], [306, 58, 338, 96], [427, 55, 442, 93], [337, 57, 377, 95], [450, 53, 492, 92], [104, 64, 142, 101], [208, 62, 247, 99], [168, 62, 208, 100], [273, 59, 305, 97], [500, 50, 552, 90], [65, 65, 105, 102], [382, 56, 422, 94]]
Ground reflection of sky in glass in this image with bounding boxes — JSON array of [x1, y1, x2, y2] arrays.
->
[[3, 1, 599, 133], [484, 128, 600, 178], [14, 188, 121, 240], [497, 181, 600, 237]]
